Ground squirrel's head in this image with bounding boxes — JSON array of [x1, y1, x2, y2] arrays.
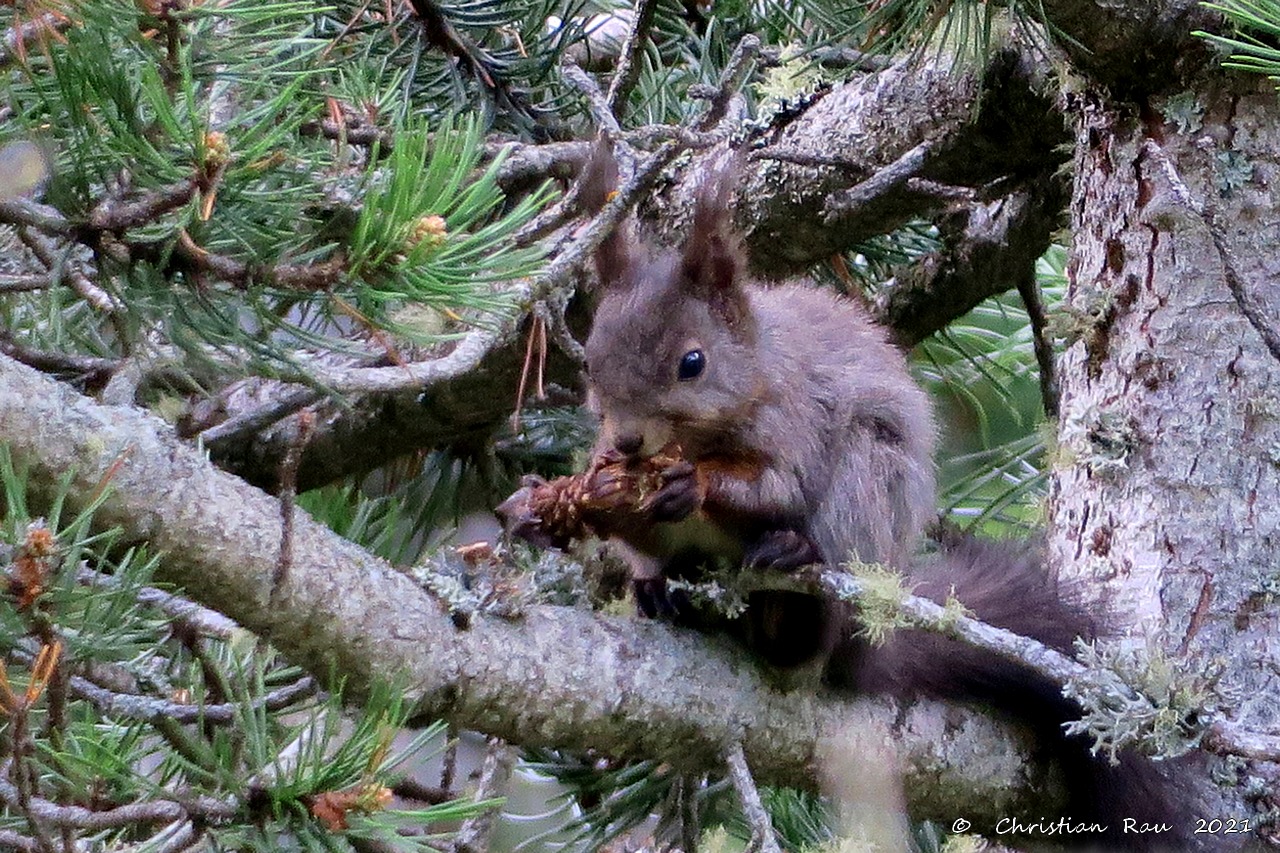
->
[[581, 144, 763, 460]]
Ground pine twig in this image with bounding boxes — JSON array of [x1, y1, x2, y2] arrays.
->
[[24, 613, 71, 852], [0, 828, 42, 852], [675, 774, 701, 853], [76, 568, 240, 639], [750, 148, 867, 170], [6, 634, 321, 723], [87, 177, 199, 232], [404, 0, 551, 136], [561, 58, 622, 137], [493, 140, 590, 192], [301, 116, 394, 151], [1016, 271, 1059, 418], [393, 777, 452, 806], [7, 745, 61, 853], [0, 198, 73, 234], [198, 387, 323, 449], [17, 228, 118, 314], [0, 332, 117, 384], [283, 137, 687, 395], [511, 148, 595, 247], [448, 736, 515, 853], [171, 230, 346, 291], [68, 670, 319, 725], [0, 273, 54, 293], [694, 34, 763, 132], [810, 46, 892, 72], [724, 743, 781, 853], [823, 140, 933, 223], [622, 123, 724, 149], [0, 762, 238, 830], [152, 821, 203, 853], [440, 723, 460, 794], [604, 0, 660, 118], [273, 412, 316, 609]]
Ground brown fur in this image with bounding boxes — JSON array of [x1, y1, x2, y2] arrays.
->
[[585, 187, 934, 571]]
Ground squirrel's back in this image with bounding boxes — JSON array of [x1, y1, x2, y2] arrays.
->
[[747, 282, 935, 568]]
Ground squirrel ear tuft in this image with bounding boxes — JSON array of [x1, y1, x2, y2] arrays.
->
[[577, 134, 634, 292], [681, 160, 750, 329], [577, 134, 618, 214]]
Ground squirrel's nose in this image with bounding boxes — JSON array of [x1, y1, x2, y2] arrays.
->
[[613, 433, 644, 456]]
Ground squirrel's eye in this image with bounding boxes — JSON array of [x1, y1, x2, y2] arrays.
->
[[677, 349, 705, 381]]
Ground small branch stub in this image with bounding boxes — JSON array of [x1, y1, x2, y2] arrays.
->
[[725, 743, 783, 853]]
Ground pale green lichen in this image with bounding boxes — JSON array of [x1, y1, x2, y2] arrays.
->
[[1161, 91, 1204, 134], [1063, 638, 1220, 763], [842, 560, 912, 647], [1059, 405, 1138, 480], [1046, 287, 1113, 348], [407, 543, 589, 623], [1216, 149, 1253, 196], [667, 577, 748, 620], [938, 591, 974, 633], [754, 44, 826, 119]]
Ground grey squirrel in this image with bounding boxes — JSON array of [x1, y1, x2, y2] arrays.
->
[[582, 150, 934, 668], [529, 144, 1208, 849]]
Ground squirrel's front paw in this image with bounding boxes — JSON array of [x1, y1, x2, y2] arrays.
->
[[633, 577, 680, 619], [744, 530, 821, 572], [641, 461, 701, 522]]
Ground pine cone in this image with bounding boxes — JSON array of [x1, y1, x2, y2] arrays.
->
[[497, 446, 690, 548]]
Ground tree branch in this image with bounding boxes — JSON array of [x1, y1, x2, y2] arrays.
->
[[0, 761, 238, 829], [874, 175, 1070, 347], [623, 42, 1065, 276], [604, 0, 660, 118], [725, 743, 782, 853], [206, 42, 1072, 489], [0, 351, 1071, 828], [447, 737, 514, 853], [1035, 0, 1219, 94]]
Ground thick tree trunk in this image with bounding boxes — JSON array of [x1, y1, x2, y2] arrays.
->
[[1048, 71, 1280, 823]]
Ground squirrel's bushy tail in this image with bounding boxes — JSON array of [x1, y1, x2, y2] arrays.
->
[[827, 535, 1205, 851]]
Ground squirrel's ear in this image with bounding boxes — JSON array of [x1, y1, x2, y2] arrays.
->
[[577, 135, 633, 292], [681, 164, 749, 328]]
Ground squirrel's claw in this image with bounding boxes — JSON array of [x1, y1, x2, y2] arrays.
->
[[744, 529, 821, 572], [633, 577, 681, 619]]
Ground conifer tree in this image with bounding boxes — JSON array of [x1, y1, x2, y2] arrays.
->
[[2, 0, 1280, 850]]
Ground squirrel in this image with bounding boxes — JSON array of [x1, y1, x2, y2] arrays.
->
[[581, 149, 935, 669], [537, 142, 1210, 850]]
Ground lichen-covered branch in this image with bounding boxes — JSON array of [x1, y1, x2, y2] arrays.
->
[[640, 42, 1068, 276], [0, 352, 1069, 828]]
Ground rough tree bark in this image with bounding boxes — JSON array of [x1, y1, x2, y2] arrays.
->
[[1011, 0, 1280, 835], [1048, 73, 1280, 821]]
